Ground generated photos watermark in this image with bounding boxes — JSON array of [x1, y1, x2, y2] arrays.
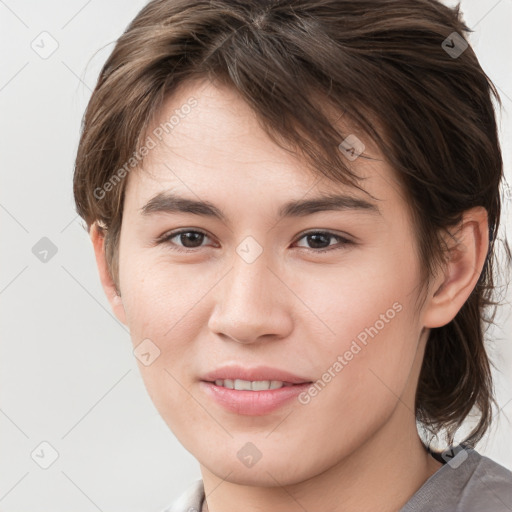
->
[[93, 97, 198, 200], [298, 301, 403, 405]]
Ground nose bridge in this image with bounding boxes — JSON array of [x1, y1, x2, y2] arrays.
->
[[231, 256, 266, 305], [208, 241, 291, 344]]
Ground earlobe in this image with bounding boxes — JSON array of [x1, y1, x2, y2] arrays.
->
[[423, 207, 489, 328], [89, 222, 128, 326]]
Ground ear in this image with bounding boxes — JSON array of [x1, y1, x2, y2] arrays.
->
[[89, 222, 128, 325], [423, 206, 489, 328]]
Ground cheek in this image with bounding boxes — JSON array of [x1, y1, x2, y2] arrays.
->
[[121, 252, 205, 335], [119, 258, 208, 433], [296, 250, 422, 394], [284, 269, 420, 461], [304, 247, 416, 329]]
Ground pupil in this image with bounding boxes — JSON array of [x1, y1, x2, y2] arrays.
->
[[181, 232, 203, 248], [308, 233, 329, 248]]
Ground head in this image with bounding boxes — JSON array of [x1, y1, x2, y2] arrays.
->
[[73, 0, 506, 484]]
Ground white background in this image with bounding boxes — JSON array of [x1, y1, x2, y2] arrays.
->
[[1, 0, 511, 511]]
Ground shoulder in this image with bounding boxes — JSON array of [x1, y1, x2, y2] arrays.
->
[[465, 449, 512, 505], [401, 446, 512, 512], [159, 479, 204, 512]]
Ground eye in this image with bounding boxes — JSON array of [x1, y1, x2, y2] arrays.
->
[[293, 230, 353, 252], [156, 229, 214, 252], [156, 228, 352, 254]]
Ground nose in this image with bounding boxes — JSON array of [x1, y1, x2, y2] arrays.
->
[[207, 250, 293, 345]]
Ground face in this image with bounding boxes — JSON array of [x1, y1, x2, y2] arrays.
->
[[112, 78, 431, 485]]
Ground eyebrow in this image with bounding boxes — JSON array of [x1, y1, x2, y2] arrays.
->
[[139, 191, 381, 221]]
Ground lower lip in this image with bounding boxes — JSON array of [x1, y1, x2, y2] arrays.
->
[[199, 381, 312, 416]]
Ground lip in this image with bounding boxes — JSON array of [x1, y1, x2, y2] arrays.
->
[[199, 365, 313, 416], [200, 365, 312, 385], [199, 381, 313, 415]]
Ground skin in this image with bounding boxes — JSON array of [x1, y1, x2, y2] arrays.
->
[[91, 77, 489, 512]]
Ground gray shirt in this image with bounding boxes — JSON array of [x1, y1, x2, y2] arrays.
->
[[162, 447, 512, 512]]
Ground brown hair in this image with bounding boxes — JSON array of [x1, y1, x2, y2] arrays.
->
[[73, 0, 508, 448]]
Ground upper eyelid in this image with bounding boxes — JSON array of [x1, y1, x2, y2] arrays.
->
[[157, 227, 212, 242], [294, 229, 352, 242]]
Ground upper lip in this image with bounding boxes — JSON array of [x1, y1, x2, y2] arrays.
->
[[201, 365, 312, 385]]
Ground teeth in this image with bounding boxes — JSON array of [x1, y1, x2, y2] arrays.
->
[[213, 379, 294, 390]]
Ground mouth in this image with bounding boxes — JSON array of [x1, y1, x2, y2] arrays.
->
[[199, 365, 314, 414], [200, 365, 312, 387]]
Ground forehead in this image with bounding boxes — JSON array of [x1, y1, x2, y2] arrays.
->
[[124, 77, 402, 214]]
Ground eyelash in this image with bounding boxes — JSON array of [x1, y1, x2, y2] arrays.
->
[[155, 229, 353, 254]]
